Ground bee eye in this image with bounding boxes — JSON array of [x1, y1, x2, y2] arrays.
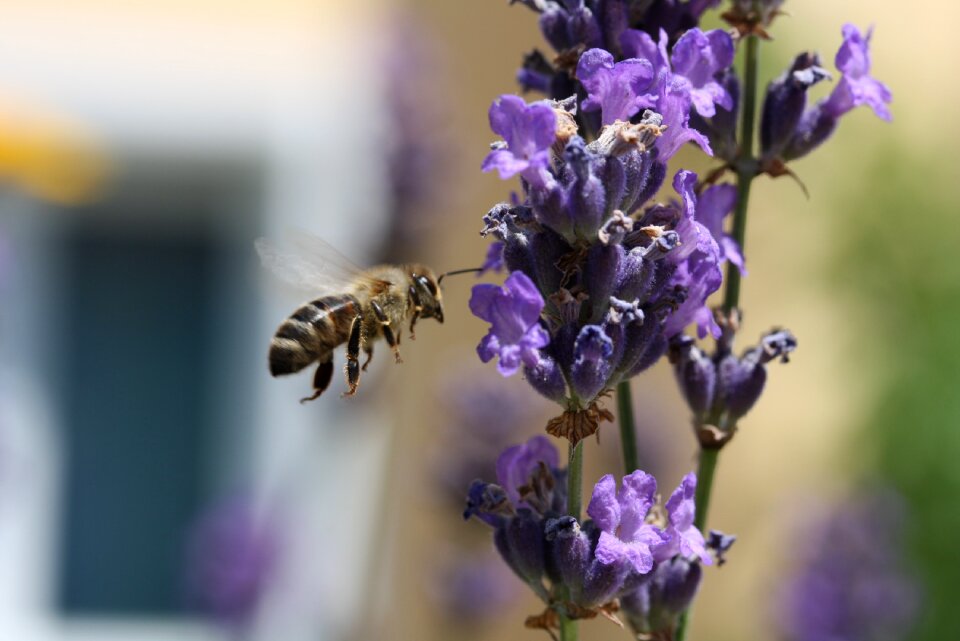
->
[[418, 275, 437, 297]]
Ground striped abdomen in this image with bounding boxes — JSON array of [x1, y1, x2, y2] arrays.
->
[[269, 294, 360, 376]]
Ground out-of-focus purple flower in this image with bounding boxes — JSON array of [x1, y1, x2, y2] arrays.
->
[[431, 551, 522, 624], [653, 473, 712, 564], [470, 271, 550, 376], [588, 472, 665, 574], [775, 491, 920, 641], [496, 434, 559, 506], [577, 49, 657, 125], [185, 495, 279, 629], [669, 28, 735, 118], [697, 183, 744, 273], [482, 95, 557, 188]]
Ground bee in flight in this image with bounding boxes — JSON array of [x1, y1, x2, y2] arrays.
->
[[257, 235, 475, 402]]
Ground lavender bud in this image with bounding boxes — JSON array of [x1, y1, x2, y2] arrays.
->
[[464, 480, 511, 526], [504, 509, 547, 585], [545, 516, 589, 599], [706, 529, 737, 566], [782, 105, 838, 161], [580, 557, 633, 608], [582, 243, 624, 323], [517, 49, 555, 93], [669, 335, 717, 420], [652, 556, 702, 616], [529, 228, 572, 298], [570, 324, 615, 400], [523, 351, 569, 403], [562, 137, 608, 240], [761, 53, 831, 159], [720, 328, 797, 421]]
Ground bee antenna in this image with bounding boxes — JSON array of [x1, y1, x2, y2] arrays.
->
[[438, 267, 483, 285]]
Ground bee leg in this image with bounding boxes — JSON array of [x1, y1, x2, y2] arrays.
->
[[299, 358, 334, 404], [370, 301, 403, 364], [408, 284, 423, 340], [342, 314, 363, 397], [361, 346, 374, 372]]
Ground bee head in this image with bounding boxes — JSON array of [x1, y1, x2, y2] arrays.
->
[[408, 265, 444, 324]]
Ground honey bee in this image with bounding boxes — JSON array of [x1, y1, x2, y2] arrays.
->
[[257, 235, 473, 402]]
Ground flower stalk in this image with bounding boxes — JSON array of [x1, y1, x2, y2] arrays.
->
[[676, 33, 761, 641], [617, 381, 639, 474], [559, 440, 585, 641]]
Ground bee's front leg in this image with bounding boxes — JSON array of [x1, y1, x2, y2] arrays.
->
[[370, 301, 403, 364], [342, 314, 363, 397], [362, 345, 374, 372], [408, 284, 422, 340]]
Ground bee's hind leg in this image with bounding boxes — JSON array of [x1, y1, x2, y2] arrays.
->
[[300, 358, 334, 404], [342, 314, 363, 397], [370, 301, 403, 364]]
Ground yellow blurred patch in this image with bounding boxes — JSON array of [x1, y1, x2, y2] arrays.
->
[[0, 98, 108, 206]]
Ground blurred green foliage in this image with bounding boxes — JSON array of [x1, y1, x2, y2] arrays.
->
[[834, 145, 960, 639]]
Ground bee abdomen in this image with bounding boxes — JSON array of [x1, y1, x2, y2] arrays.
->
[[269, 294, 359, 377]]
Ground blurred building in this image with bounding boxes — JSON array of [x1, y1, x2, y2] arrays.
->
[[0, 3, 396, 640]]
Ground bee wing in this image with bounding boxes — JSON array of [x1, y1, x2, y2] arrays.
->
[[255, 234, 385, 295]]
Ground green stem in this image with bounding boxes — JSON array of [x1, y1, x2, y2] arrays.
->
[[692, 449, 720, 531], [617, 380, 639, 474], [722, 33, 760, 314], [676, 33, 761, 641], [559, 441, 584, 641], [566, 440, 584, 522]]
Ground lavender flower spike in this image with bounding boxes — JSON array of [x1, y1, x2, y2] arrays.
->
[[823, 24, 892, 121], [588, 472, 664, 575], [654, 473, 712, 565], [482, 94, 557, 188], [470, 271, 550, 376]]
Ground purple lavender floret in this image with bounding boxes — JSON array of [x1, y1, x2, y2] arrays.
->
[[589, 472, 665, 574], [482, 94, 557, 188], [696, 183, 744, 273], [667, 28, 735, 118], [652, 472, 712, 564], [577, 49, 657, 125], [470, 271, 551, 377], [783, 24, 892, 161], [185, 496, 279, 629], [775, 491, 920, 641]]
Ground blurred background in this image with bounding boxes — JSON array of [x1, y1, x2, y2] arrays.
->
[[0, 1, 955, 640]]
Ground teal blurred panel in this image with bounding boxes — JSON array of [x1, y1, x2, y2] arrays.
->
[[57, 229, 213, 614]]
